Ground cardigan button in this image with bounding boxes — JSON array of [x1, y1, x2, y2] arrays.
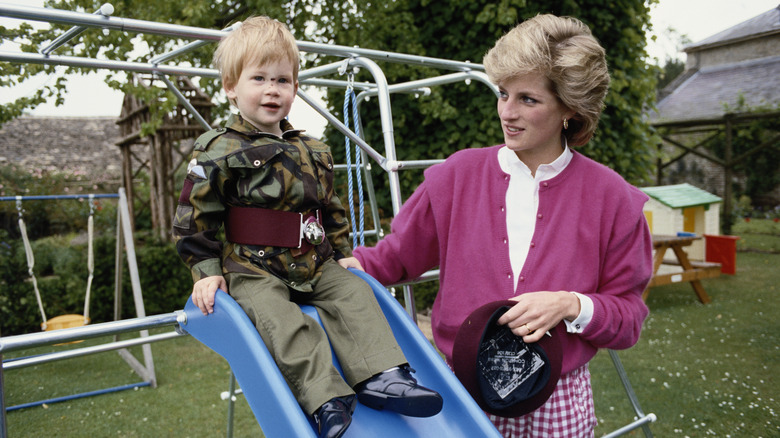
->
[[529, 242, 535, 248], [519, 276, 525, 282], [542, 182, 549, 188], [537, 213, 543, 219]]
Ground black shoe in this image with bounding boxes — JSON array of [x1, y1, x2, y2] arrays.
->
[[313, 395, 357, 438], [355, 365, 443, 417]]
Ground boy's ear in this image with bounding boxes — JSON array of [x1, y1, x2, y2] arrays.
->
[[224, 82, 237, 101]]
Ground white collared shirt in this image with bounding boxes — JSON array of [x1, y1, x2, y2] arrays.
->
[[497, 145, 593, 333]]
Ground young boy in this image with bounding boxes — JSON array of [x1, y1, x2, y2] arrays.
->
[[172, 16, 442, 438]]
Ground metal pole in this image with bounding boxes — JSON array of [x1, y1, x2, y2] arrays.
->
[[0, 193, 118, 201], [0, 312, 183, 355], [1, 4, 485, 71], [156, 74, 212, 131], [3, 331, 182, 371], [40, 3, 114, 55], [347, 58, 402, 212], [0, 51, 218, 78], [296, 87, 387, 169], [0, 3, 225, 40], [0, 324, 6, 438], [607, 350, 655, 437]]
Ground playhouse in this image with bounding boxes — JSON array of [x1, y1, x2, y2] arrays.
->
[[641, 183, 723, 260]]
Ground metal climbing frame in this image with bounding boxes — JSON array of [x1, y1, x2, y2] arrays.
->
[[0, 3, 655, 437]]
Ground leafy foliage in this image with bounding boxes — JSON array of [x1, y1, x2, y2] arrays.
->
[[0, 163, 119, 239], [4, 0, 659, 193], [717, 98, 780, 204], [655, 56, 685, 90], [302, 0, 661, 211], [0, 231, 191, 335]]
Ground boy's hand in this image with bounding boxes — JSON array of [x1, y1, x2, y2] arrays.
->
[[337, 256, 364, 271], [192, 275, 227, 315]]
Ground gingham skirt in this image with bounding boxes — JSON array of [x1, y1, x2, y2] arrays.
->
[[487, 364, 596, 437]]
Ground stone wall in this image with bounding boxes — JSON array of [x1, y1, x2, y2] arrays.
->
[[0, 116, 122, 186]]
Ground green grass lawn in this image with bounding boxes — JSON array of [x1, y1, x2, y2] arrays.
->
[[591, 250, 779, 437], [3, 332, 263, 437], [4, 223, 779, 437]]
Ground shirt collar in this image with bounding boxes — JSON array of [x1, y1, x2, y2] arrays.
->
[[225, 113, 302, 138], [498, 142, 573, 180]]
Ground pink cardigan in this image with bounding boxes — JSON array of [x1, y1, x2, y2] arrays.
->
[[355, 146, 652, 374]]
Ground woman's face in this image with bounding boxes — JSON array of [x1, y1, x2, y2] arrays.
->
[[497, 72, 573, 160]]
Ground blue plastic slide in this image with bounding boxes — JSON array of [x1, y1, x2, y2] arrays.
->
[[181, 269, 501, 437]]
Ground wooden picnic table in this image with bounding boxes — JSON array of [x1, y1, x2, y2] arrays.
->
[[643, 234, 721, 304]]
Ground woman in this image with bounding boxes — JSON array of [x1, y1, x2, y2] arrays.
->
[[339, 14, 652, 437]]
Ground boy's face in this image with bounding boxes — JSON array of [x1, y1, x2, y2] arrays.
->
[[225, 58, 298, 136]]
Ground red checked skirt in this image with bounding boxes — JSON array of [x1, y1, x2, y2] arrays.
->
[[487, 364, 596, 437]]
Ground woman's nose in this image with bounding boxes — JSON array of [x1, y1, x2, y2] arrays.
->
[[499, 101, 517, 120]]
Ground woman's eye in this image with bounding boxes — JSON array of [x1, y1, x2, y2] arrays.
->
[[498, 90, 508, 99]]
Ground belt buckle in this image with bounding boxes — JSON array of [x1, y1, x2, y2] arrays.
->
[[301, 212, 325, 246]]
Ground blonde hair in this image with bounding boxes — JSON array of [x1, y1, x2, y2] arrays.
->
[[214, 16, 300, 91], [483, 14, 610, 146]]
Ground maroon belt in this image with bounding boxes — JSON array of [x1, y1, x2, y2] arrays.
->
[[225, 206, 325, 253]]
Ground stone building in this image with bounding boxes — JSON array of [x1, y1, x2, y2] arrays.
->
[[650, 5, 780, 222]]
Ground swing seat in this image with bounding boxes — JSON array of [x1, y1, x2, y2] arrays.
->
[[44, 314, 90, 331], [44, 314, 90, 344]]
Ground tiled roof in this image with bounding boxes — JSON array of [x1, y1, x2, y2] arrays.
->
[[0, 117, 121, 183], [685, 5, 780, 51], [651, 55, 780, 123], [641, 183, 722, 209]]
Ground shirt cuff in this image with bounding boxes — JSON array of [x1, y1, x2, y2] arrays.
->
[[564, 292, 594, 334], [191, 258, 223, 282]]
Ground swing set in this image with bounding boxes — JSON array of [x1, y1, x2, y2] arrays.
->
[[13, 193, 100, 333], [0, 190, 161, 412], [0, 3, 656, 437]]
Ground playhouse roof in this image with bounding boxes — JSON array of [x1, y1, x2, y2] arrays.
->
[[641, 183, 723, 209]]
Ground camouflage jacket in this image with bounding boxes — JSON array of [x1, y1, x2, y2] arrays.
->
[[172, 114, 353, 292]]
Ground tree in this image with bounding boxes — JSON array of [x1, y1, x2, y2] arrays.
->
[[2, 0, 660, 205], [655, 56, 685, 91], [298, 0, 661, 211]]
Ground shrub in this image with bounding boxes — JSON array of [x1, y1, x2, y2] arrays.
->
[[0, 231, 191, 335]]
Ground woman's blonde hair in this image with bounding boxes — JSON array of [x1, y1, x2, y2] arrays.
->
[[483, 14, 610, 146], [214, 16, 299, 92]]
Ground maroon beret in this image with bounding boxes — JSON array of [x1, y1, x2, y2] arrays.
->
[[452, 300, 564, 417]]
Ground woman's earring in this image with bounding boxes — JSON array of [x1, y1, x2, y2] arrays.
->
[[563, 118, 569, 130]]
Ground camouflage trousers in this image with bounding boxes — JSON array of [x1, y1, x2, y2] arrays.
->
[[226, 259, 407, 414]]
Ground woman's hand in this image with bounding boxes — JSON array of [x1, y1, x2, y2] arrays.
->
[[337, 256, 364, 271], [497, 291, 581, 342], [191, 275, 227, 315]]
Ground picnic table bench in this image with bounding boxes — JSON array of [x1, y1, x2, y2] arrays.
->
[[643, 234, 721, 304]]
